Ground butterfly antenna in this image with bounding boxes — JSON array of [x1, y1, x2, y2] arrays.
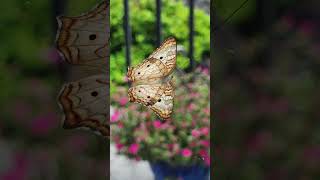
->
[[213, 0, 250, 32]]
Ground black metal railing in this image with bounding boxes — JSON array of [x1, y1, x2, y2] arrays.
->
[[124, 0, 132, 68], [123, 0, 196, 71], [53, 0, 197, 72]]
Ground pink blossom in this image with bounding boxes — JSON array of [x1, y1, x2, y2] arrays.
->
[[199, 149, 208, 157], [172, 143, 180, 154], [181, 148, 192, 157], [191, 120, 196, 127], [146, 121, 152, 127], [30, 113, 58, 136], [298, 20, 315, 36], [200, 140, 210, 147], [167, 144, 174, 150], [199, 149, 210, 166], [1, 153, 28, 180], [191, 129, 201, 138], [204, 107, 210, 115], [153, 120, 162, 129], [117, 122, 124, 128], [110, 110, 120, 122], [187, 103, 196, 111], [160, 121, 171, 129], [190, 92, 200, 98], [118, 97, 128, 106], [202, 118, 209, 123], [200, 127, 209, 136], [201, 67, 209, 75], [204, 155, 210, 166], [115, 143, 124, 151], [128, 143, 139, 154]]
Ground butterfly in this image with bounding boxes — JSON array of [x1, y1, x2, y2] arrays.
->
[[56, 1, 110, 138], [127, 37, 177, 119]]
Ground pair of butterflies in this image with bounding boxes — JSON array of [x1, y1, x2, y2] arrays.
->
[[56, 1, 176, 138]]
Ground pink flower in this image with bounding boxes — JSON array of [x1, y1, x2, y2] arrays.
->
[[200, 127, 209, 136], [202, 118, 209, 123], [116, 143, 124, 151], [1, 153, 28, 180], [169, 143, 180, 154], [204, 156, 210, 166], [199, 149, 208, 157], [30, 113, 58, 136], [128, 143, 139, 154], [191, 129, 201, 138], [190, 92, 200, 98], [117, 122, 124, 128], [111, 110, 120, 122], [187, 103, 196, 111], [204, 107, 210, 115], [200, 140, 210, 147], [298, 20, 315, 36], [181, 148, 192, 157], [201, 67, 209, 75], [159, 121, 171, 129], [153, 120, 162, 129], [119, 97, 128, 106], [199, 149, 210, 166]]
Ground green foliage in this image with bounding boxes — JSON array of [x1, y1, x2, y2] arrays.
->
[[0, 0, 52, 70], [110, 0, 210, 93]]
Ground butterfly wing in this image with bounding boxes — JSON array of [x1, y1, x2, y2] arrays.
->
[[127, 37, 176, 83], [128, 84, 164, 106], [56, 1, 109, 75], [148, 37, 177, 74], [128, 81, 174, 119], [56, 1, 109, 138], [58, 75, 109, 137], [150, 81, 174, 119]]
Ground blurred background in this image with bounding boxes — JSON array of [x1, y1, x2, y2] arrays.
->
[[0, 0, 107, 179], [213, 0, 320, 179]]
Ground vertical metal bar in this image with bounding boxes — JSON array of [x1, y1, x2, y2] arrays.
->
[[52, 0, 65, 33], [156, 0, 162, 47], [189, 0, 195, 71], [124, 0, 131, 68], [53, 0, 66, 79]]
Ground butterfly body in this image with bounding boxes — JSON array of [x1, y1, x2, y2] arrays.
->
[[127, 37, 177, 119]]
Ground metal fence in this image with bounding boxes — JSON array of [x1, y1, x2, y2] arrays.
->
[[52, 0, 197, 71], [123, 0, 196, 71]]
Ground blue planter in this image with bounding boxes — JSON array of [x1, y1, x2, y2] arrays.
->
[[150, 162, 209, 180]]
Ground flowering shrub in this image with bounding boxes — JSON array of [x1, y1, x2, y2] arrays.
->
[[111, 67, 210, 166]]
